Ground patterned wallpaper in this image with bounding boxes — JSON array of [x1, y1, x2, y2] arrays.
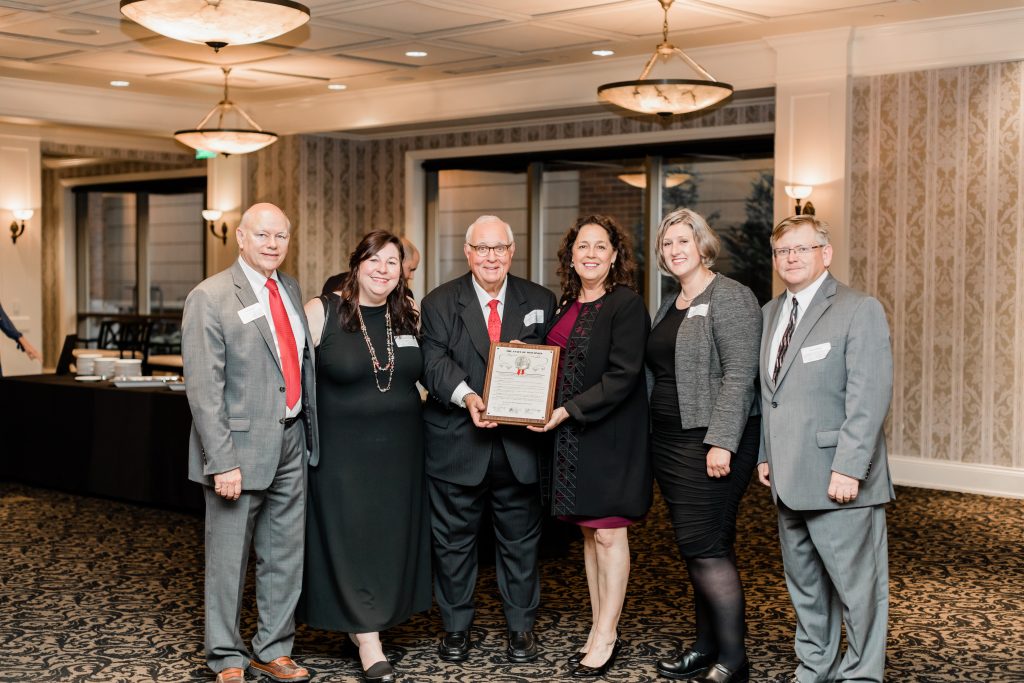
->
[[850, 61, 1024, 469], [245, 98, 775, 298]]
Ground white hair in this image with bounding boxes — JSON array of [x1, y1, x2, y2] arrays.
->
[[465, 215, 514, 244]]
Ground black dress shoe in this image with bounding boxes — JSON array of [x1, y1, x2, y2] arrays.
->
[[687, 660, 750, 683], [438, 631, 471, 662], [507, 630, 539, 663], [657, 648, 716, 680], [362, 660, 395, 683], [572, 639, 622, 677]]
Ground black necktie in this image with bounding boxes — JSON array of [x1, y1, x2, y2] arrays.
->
[[772, 297, 798, 383]]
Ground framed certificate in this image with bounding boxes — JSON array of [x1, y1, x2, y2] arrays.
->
[[482, 342, 561, 426]]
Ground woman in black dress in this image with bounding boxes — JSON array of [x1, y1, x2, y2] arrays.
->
[[646, 209, 762, 683], [298, 231, 431, 683], [529, 215, 652, 678]]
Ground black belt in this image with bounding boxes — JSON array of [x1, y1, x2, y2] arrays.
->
[[282, 411, 304, 427]]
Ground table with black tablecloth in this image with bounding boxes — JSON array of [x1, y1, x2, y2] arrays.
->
[[0, 374, 202, 513]]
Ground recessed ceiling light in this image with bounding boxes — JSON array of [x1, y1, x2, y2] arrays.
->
[[592, 49, 615, 57], [405, 50, 428, 58], [110, 80, 130, 87], [59, 27, 100, 36], [327, 83, 347, 91]]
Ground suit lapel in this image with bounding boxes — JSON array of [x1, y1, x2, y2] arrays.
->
[[774, 275, 836, 387], [501, 276, 527, 342], [232, 261, 282, 373], [458, 274, 493, 362], [762, 294, 784, 389]]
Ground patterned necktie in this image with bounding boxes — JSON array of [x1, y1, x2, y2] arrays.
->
[[487, 299, 501, 343], [265, 278, 301, 410], [772, 296, 799, 383]]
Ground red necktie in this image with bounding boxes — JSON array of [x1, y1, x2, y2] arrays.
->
[[487, 299, 501, 343], [265, 278, 301, 410]]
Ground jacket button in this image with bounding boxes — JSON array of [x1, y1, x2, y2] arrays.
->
[[279, 386, 286, 392], [279, 418, 285, 424], [771, 401, 778, 408]]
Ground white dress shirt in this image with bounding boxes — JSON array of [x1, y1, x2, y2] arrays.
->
[[238, 256, 306, 418], [451, 276, 509, 408], [768, 269, 829, 374]]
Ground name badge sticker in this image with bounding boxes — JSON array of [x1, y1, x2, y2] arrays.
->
[[801, 342, 831, 363], [238, 303, 264, 324], [523, 309, 545, 326], [687, 304, 710, 318], [395, 335, 419, 348]]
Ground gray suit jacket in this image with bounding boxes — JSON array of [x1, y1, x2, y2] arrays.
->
[[420, 272, 556, 486], [182, 261, 320, 490], [758, 274, 894, 511], [647, 274, 762, 453]]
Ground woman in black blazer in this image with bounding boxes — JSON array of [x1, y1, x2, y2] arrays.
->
[[646, 208, 762, 683], [529, 214, 651, 678]]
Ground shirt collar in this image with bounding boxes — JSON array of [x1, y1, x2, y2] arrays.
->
[[786, 269, 829, 311], [238, 256, 279, 293], [471, 275, 508, 308]]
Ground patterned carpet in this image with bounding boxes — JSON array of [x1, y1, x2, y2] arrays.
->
[[1, 480, 1021, 682]]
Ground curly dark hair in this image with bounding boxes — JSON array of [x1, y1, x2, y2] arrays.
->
[[556, 214, 637, 301], [335, 230, 419, 335]]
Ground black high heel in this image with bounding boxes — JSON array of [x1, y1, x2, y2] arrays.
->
[[572, 639, 622, 677], [567, 650, 587, 666]]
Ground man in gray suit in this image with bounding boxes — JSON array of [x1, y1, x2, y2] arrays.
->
[[183, 203, 319, 683], [757, 214, 893, 683], [420, 215, 556, 664]]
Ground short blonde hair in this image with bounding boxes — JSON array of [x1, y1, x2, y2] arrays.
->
[[655, 208, 720, 273], [771, 214, 830, 246]]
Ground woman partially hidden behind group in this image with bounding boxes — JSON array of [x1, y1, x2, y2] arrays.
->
[[298, 231, 432, 683], [530, 214, 653, 677], [646, 209, 762, 683]]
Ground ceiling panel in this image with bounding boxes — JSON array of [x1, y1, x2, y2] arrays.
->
[[134, 38, 288, 65], [701, 0, 896, 19], [0, 35, 78, 59], [466, 0, 625, 15], [168, 66, 313, 89], [568, 4, 738, 36], [452, 24, 599, 52], [1, 15, 151, 46], [340, 41, 493, 66], [52, 50, 200, 76], [251, 53, 395, 79], [323, 1, 500, 34], [266, 23, 385, 50]]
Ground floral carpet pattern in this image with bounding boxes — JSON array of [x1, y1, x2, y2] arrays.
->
[[1, 481, 1021, 682]]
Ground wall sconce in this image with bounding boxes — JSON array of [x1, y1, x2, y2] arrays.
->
[[9, 209, 33, 244], [784, 185, 815, 216], [203, 209, 228, 244]]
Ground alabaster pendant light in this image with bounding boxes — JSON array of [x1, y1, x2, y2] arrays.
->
[[598, 0, 732, 117], [174, 68, 277, 155], [120, 0, 310, 51]]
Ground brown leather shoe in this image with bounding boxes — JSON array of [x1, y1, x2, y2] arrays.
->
[[215, 668, 245, 683], [249, 656, 309, 682]]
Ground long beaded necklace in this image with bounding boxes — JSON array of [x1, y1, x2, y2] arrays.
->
[[356, 304, 395, 393]]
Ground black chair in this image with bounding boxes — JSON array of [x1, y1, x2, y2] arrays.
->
[[56, 334, 79, 375]]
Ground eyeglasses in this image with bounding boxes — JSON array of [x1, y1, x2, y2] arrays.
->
[[467, 243, 511, 257], [772, 244, 824, 258]]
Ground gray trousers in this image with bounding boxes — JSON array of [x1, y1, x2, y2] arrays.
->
[[777, 502, 889, 683], [203, 420, 306, 673]]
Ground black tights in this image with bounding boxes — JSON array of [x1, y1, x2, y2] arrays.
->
[[686, 552, 747, 670]]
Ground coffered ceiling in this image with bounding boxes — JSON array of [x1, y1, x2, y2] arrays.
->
[[1, 0, 1020, 109]]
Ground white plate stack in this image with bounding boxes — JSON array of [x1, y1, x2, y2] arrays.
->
[[93, 357, 117, 379], [115, 358, 143, 378], [76, 353, 103, 376]]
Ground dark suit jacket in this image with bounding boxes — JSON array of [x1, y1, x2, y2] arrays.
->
[[321, 271, 347, 296], [420, 272, 557, 486], [548, 285, 652, 518]]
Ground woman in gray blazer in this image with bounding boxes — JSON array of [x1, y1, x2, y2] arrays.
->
[[645, 208, 761, 683]]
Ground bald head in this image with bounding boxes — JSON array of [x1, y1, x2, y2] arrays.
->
[[400, 236, 420, 283], [236, 202, 292, 277]]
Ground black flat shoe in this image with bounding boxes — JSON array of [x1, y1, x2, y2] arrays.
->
[[657, 647, 716, 679], [687, 660, 749, 683], [438, 631, 471, 662], [572, 639, 622, 677], [507, 630, 539, 663], [362, 660, 396, 683]]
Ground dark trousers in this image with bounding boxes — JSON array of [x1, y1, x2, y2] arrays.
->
[[428, 440, 542, 632]]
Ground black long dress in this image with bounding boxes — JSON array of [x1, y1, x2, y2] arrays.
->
[[297, 297, 431, 632]]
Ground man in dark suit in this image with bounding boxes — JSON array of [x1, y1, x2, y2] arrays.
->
[[182, 203, 319, 683], [420, 215, 556, 664], [757, 214, 893, 683]]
